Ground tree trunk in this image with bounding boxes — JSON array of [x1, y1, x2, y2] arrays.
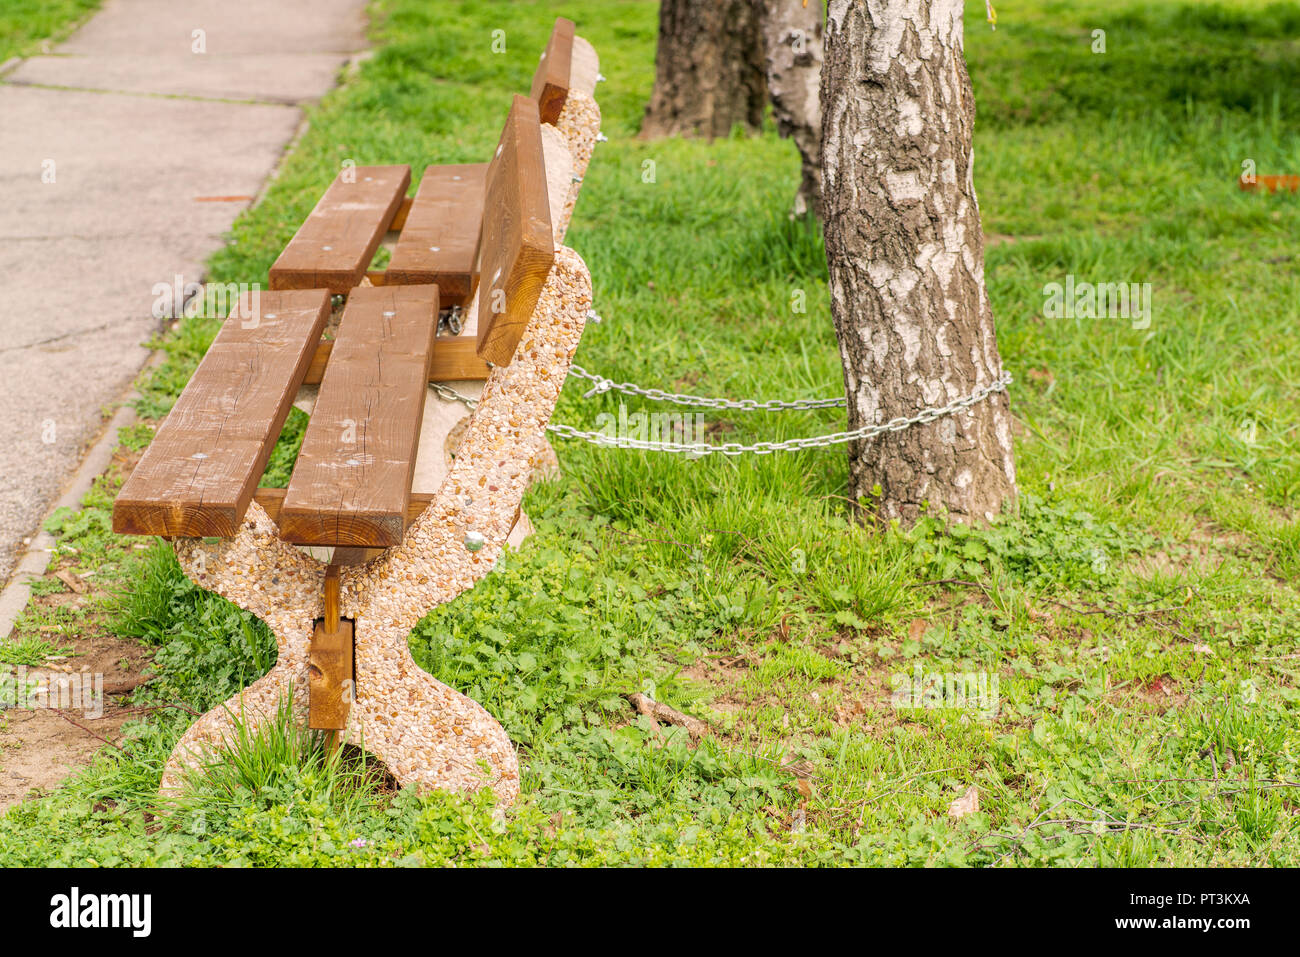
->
[[758, 0, 824, 217], [821, 0, 1016, 526], [641, 0, 767, 139]]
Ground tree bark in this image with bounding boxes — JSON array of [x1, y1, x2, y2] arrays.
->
[[758, 0, 824, 217], [821, 0, 1016, 526], [641, 0, 767, 139]]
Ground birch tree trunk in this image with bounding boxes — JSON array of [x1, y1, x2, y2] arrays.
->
[[758, 0, 825, 217], [641, 0, 767, 139], [821, 0, 1016, 526]]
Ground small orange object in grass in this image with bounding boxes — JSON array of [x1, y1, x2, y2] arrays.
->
[[1238, 174, 1300, 194]]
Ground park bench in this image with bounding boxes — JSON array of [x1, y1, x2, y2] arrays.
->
[[267, 15, 601, 546], [112, 26, 602, 806]]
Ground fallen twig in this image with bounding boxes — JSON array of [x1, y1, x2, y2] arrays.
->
[[104, 675, 155, 696], [978, 797, 1207, 863], [913, 578, 985, 589], [48, 710, 120, 749], [54, 569, 87, 594], [624, 692, 710, 740]]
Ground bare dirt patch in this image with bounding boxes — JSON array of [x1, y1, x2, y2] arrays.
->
[[0, 563, 155, 812]]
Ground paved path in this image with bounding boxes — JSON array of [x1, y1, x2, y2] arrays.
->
[[0, 0, 369, 587]]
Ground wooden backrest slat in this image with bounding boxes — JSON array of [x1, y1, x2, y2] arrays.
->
[[113, 289, 331, 538], [269, 165, 411, 294], [380, 17, 590, 308], [385, 162, 488, 300], [473, 95, 555, 367], [531, 17, 576, 124], [278, 284, 440, 547]]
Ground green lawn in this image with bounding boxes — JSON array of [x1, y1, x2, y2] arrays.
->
[[0, 0, 100, 62], [1, 0, 1298, 866]]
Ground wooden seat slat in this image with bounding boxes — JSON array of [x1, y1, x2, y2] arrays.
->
[[385, 162, 489, 300], [474, 94, 556, 367], [254, 487, 432, 526], [278, 284, 440, 547], [113, 289, 331, 538], [269, 165, 411, 294]]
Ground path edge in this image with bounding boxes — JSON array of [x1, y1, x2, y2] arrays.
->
[[0, 362, 155, 640]]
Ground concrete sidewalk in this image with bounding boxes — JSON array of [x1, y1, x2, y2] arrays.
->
[[0, 0, 369, 590]]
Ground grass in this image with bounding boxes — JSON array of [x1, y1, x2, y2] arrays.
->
[[0, 635, 71, 667], [0, 0, 100, 62], [0, 0, 1298, 866]]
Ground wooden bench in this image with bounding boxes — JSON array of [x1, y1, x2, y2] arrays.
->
[[118, 79, 596, 806], [270, 17, 603, 553], [268, 17, 601, 303], [116, 93, 563, 550], [117, 12, 604, 550]]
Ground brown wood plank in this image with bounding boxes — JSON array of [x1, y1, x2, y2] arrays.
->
[[301, 341, 333, 386], [113, 289, 331, 538], [278, 284, 440, 547], [386, 163, 488, 299], [428, 336, 493, 380], [254, 491, 520, 551], [474, 95, 555, 367], [330, 547, 386, 566], [302, 335, 489, 386], [368, 270, 468, 307], [390, 196, 414, 231], [269, 165, 410, 294], [255, 487, 431, 525], [309, 616, 354, 731], [531, 17, 575, 124]]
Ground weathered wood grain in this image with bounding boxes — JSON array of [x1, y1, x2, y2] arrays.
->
[[309, 608, 353, 732], [113, 289, 331, 538], [473, 95, 555, 367], [386, 163, 488, 299], [269, 165, 410, 293], [254, 487, 432, 526], [278, 284, 439, 547], [302, 335, 489, 385], [531, 17, 575, 124]]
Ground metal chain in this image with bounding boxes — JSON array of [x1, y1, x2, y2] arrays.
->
[[567, 364, 848, 410], [437, 305, 463, 337], [430, 381, 478, 409], [428, 371, 1013, 456], [421, 124, 1012, 453]]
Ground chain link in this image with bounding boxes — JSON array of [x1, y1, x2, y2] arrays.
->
[[437, 305, 464, 337], [428, 371, 1013, 456], [430, 381, 478, 409], [567, 364, 848, 410]]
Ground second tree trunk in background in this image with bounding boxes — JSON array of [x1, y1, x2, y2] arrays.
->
[[758, 0, 824, 217], [641, 0, 767, 139]]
